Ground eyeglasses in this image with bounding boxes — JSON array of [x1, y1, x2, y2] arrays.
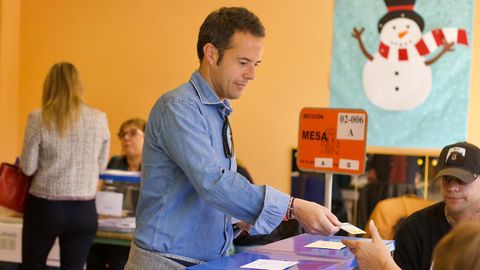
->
[[222, 116, 234, 158], [118, 129, 143, 140]]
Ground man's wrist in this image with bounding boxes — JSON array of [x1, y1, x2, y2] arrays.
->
[[285, 197, 296, 220]]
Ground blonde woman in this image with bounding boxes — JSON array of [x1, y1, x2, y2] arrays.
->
[[432, 222, 480, 270], [20, 62, 110, 269]]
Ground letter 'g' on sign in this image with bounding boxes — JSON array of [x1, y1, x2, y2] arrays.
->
[[297, 108, 367, 175]]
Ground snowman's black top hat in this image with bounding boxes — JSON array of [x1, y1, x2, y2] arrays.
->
[[378, 0, 424, 33]]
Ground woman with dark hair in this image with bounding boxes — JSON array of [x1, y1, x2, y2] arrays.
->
[[107, 118, 146, 172], [87, 118, 146, 270]]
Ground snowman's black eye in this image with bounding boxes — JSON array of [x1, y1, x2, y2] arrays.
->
[[393, 26, 396, 30], [406, 24, 410, 29]]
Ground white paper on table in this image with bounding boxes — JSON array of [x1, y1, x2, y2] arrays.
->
[[240, 259, 298, 270], [95, 191, 123, 216], [304, 240, 346, 250]]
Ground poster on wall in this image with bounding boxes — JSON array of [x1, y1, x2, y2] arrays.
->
[[329, 0, 473, 149]]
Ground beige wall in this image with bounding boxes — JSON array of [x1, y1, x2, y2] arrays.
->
[[2, 0, 479, 193], [469, 3, 480, 148]]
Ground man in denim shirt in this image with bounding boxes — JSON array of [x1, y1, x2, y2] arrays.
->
[[125, 7, 341, 270]]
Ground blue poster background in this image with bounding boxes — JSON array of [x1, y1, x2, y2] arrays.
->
[[329, 0, 473, 149]]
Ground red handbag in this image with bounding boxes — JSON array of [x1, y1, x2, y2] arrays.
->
[[0, 162, 32, 213]]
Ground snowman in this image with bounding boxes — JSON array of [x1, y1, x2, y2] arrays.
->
[[352, 0, 468, 111]]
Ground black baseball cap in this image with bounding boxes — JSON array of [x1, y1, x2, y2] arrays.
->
[[434, 142, 480, 183]]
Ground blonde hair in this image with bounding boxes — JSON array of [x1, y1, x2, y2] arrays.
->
[[432, 222, 480, 270], [42, 62, 83, 136]]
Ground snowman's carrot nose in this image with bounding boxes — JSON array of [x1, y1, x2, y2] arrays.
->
[[398, 31, 408, 38]]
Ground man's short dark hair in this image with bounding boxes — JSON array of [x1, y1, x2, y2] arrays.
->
[[197, 7, 265, 64]]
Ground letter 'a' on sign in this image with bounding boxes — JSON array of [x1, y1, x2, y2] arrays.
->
[[297, 108, 368, 175]]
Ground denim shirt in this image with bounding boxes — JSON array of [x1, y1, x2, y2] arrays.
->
[[134, 71, 290, 261]]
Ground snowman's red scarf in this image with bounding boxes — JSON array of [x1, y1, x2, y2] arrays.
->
[[378, 28, 468, 61]]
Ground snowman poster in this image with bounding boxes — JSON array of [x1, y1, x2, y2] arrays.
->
[[330, 0, 473, 149]]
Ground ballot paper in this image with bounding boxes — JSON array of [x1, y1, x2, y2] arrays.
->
[[340, 222, 367, 234], [101, 169, 141, 177], [98, 217, 136, 233], [240, 259, 298, 270], [304, 240, 346, 250]]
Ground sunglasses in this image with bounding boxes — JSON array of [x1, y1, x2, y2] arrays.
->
[[222, 116, 234, 158], [118, 129, 143, 139]]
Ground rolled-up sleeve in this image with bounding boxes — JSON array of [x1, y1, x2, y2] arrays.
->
[[249, 186, 290, 235]]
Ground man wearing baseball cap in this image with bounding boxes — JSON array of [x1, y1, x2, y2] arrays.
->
[[394, 142, 480, 270]]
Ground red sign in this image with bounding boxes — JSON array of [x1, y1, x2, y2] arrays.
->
[[297, 108, 368, 175]]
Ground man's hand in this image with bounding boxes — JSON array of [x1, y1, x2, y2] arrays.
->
[[342, 220, 400, 270], [234, 221, 252, 231], [292, 198, 341, 235]]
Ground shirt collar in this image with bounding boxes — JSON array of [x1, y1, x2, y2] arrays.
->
[[190, 70, 233, 115]]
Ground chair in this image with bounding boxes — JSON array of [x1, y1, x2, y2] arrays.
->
[[364, 195, 436, 240]]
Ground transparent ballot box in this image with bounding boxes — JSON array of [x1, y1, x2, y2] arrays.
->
[[96, 170, 141, 217]]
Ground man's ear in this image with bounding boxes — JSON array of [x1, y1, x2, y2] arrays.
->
[[203, 43, 218, 65]]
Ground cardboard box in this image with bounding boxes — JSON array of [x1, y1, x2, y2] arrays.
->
[[0, 221, 60, 266]]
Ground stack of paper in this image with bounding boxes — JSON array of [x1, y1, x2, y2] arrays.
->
[[98, 217, 135, 233]]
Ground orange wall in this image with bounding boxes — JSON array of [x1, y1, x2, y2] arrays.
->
[[5, 0, 480, 193], [0, 0, 20, 164]]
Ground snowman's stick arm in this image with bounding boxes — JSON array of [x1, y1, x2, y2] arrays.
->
[[425, 39, 455, 66], [352, 27, 373, 61]]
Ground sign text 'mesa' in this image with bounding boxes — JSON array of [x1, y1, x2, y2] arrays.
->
[[301, 131, 329, 142]]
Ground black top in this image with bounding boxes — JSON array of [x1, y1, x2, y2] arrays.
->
[[107, 155, 129, 170], [394, 201, 451, 270]]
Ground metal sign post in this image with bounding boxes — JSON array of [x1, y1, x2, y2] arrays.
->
[[325, 173, 333, 210]]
